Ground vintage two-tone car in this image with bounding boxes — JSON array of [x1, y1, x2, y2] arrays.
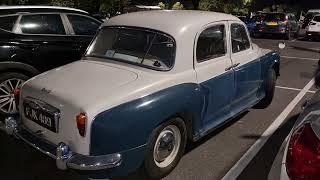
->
[[3, 10, 280, 179]]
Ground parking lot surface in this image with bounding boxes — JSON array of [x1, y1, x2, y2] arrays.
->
[[1, 37, 320, 180]]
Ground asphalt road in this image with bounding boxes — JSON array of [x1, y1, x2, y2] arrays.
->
[[0, 37, 320, 180]]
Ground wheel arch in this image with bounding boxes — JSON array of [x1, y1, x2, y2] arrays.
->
[[272, 61, 280, 77], [0, 61, 40, 77]]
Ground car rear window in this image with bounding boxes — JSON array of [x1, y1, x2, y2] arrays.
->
[[265, 13, 286, 21], [86, 27, 176, 71], [314, 16, 320, 22], [0, 15, 18, 31]]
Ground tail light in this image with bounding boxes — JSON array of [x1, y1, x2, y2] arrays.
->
[[76, 113, 87, 137], [286, 123, 320, 179], [13, 89, 21, 110]]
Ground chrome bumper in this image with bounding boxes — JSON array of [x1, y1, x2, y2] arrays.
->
[[1, 116, 122, 171]]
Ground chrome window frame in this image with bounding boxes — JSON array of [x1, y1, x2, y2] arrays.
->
[[230, 23, 252, 54], [195, 22, 228, 63]]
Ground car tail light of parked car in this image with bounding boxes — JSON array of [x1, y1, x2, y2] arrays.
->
[[286, 122, 320, 180], [76, 112, 87, 137]]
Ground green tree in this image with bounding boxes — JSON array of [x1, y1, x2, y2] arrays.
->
[[51, 0, 76, 8], [172, 1, 184, 10]]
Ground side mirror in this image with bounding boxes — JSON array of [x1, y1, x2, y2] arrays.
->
[[279, 42, 286, 49]]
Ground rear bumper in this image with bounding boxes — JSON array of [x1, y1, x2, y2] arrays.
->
[[268, 136, 290, 180], [306, 31, 320, 36], [2, 116, 122, 171]]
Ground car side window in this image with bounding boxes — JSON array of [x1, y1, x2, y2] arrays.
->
[[231, 24, 250, 53], [0, 15, 18, 31], [19, 14, 65, 35], [67, 15, 100, 35], [196, 25, 226, 62]]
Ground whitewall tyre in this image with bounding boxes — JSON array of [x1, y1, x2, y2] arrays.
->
[[143, 117, 187, 179]]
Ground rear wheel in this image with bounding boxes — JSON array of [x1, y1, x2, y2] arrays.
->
[[284, 31, 291, 40], [143, 117, 187, 179], [256, 69, 276, 108], [0, 72, 29, 116]]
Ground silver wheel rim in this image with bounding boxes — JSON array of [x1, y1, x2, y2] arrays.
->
[[153, 125, 181, 168], [0, 78, 25, 114]]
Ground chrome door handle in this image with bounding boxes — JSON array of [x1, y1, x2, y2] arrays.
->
[[225, 66, 233, 71], [233, 63, 240, 68], [225, 63, 240, 71]]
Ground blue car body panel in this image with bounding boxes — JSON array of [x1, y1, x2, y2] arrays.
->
[[89, 50, 280, 178]]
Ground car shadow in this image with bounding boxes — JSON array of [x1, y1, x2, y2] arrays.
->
[[237, 113, 300, 180], [184, 111, 249, 154]]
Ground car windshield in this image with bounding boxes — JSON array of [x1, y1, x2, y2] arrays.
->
[[265, 13, 286, 21], [86, 27, 175, 71]]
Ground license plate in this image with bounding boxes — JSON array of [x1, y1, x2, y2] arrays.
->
[[23, 98, 60, 133], [266, 22, 278, 26]]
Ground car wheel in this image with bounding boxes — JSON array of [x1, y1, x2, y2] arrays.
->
[[0, 72, 29, 116], [256, 69, 276, 109], [284, 31, 291, 40], [143, 117, 187, 179], [294, 27, 300, 38]]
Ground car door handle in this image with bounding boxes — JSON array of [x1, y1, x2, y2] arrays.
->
[[233, 63, 240, 68], [225, 63, 240, 71]]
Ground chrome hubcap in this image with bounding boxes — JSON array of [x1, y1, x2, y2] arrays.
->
[[0, 78, 25, 114], [153, 125, 181, 168]]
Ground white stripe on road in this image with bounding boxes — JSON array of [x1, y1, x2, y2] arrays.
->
[[222, 79, 315, 180], [276, 85, 316, 93], [281, 56, 319, 61], [290, 38, 297, 42]]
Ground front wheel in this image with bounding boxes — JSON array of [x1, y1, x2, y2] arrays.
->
[[256, 70, 276, 109], [143, 117, 187, 179], [284, 31, 291, 40]]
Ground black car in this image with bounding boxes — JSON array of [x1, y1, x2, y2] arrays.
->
[[0, 6, 102, 116], [257, 12, 299, 39]]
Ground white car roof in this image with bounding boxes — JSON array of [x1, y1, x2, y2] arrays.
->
[[0, 5, 88, 14], [104, 10, 240, 37]]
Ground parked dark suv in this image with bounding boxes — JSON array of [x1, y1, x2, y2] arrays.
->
[[0, 6, 102, 116], [257, 12, 299, 39]]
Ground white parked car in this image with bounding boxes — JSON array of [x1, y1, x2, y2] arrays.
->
[[269, 65, 320, 180], [306, 14, 320, 39], [3, 10, 280, 179]]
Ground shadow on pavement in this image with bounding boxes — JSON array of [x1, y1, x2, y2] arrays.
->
[[185, 111, 249, 154], [237, 113, 300, 180], [0, 131, 84, 180]]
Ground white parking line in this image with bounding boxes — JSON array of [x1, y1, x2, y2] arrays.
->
[[281, 56, 319, 61], [276, 85, 316, 93], [290, 38, 297, 42], [221, 79, 315, 180]]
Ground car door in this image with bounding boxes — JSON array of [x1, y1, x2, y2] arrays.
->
[[63, 14, 101, 58], [229, 22, 262, 115], [14, 13, 78, 72], [194, 22, 235, 130]]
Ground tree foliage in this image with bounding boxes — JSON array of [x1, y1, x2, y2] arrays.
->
[[51, 0, 76, 8], [172, 2, 184, 10]]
